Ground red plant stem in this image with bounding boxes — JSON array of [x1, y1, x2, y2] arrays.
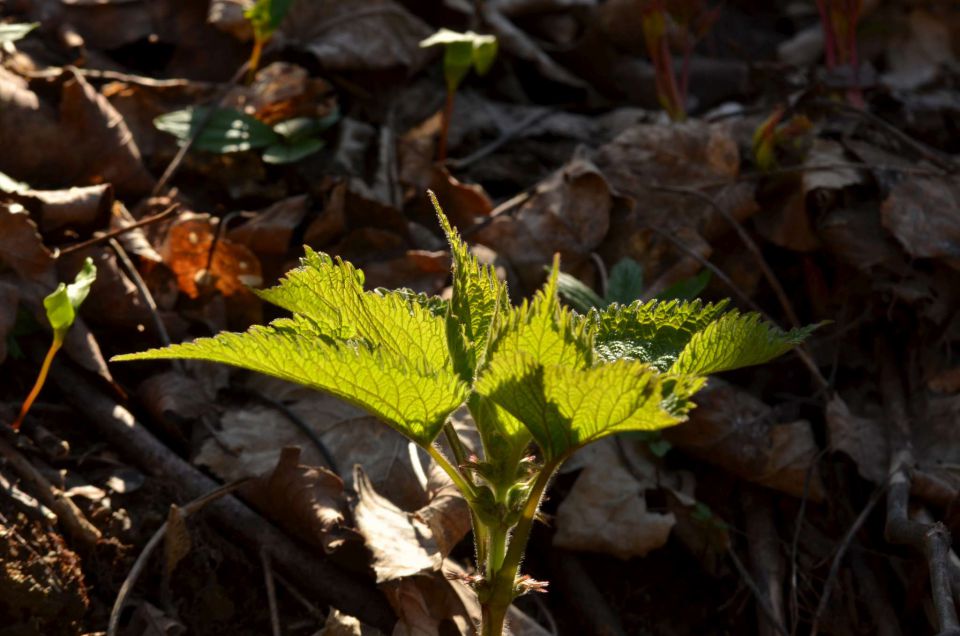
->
[[679, 31, 693, 107], [656, 36, 685, 121], [438, 88, 455, 162], [815, 0, 837, 68], [12, 339, 61, 432]]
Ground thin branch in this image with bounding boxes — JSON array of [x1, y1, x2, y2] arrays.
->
[[727, 544, 789, 636], [261, 548, 282, 636], [809, 477, 889, 635], [59, 204, 178, 256]]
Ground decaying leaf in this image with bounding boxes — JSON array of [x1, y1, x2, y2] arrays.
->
[[163, 504, 192, 579], [353, 466, 441, 582], [881, 174, 960, 267], [161, 214, 264, 299], [243, 447, 349, 552], [663, 380, 825, 501], [554, 438, 679, 559], [826, 395, 888, 485]]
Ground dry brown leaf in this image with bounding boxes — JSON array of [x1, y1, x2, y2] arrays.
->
[[0, 281, 19, 365], [354, 466, 441, 582], [281, 0, 431, 72], [249, 62, 337, 124], [929, 368, 960, 394], [138, 371, 216, 428], [12, 184, 114, 234], [161, 214, 263, 299], [825, 396, 889, 485], [881, 175, 960, 267], [427, 167, 493, 229], [755, 139, 864, 253], [360, 250, 451, 294], [196, 378, 429, 509], [554, 438, 678, 559], [663, 380, 825, 501], [229, 195, 310, 256], [243, 447, 349, 553], [474, 156, 614, 292], [163, 504, 192, 579], [317, 608, 383, 636], [0, 204, 56, 286], [58, 70, 155, 197]]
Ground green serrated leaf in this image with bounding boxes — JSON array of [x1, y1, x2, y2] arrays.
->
[[430, 192, 508, 382], [0, 23, 38, 45], [478, 351, 695, 460], [555, 271, 603, 313], [44, 257, 96, 342], [256, 247, 453, 373], [114, 317, 467, 446], [670, 312, 818, 375], [591, 299, 730, 370], [605, 258, 644, 305], [155, 107, 280, 154], [262, 137, 325, 164]]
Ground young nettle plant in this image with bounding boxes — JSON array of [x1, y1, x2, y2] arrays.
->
[[419, 29, 498, 162], [114, 195, 813, 635]]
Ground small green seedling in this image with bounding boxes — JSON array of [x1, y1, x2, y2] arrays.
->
[[115, 195, 814, 635], [641, 0, 720, 121], [244, 0, 295, 79], [419, 29, 498, 161], [154, 106, 338, 165], [557, 256, 711, 314], [12, 258, 96, 432]]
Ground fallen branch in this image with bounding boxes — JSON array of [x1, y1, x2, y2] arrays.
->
[[49, 362, 396, 632], [0, 434, 101, 547], [878, 346, 960, 636]]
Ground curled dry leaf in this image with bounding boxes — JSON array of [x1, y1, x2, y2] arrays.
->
[[10, 184, 114, 234], [138, 371, 216, 428], [243, 447, 349, 553], [163, 504, 192, 579], [228, 195, 310, 256], [554, 438, 679, 559], [474, 156, 614, 292], [663, 380, 825, 501], [281, 0, 432, 72], [881, 174, 960, 267], [353, 466, 441, 582], [826, 395, 888, 485], [161, 214, 264, 299], [196, 378, 429, 509]]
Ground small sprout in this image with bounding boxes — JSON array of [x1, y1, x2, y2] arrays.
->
[[12, 258, 97, 432], [641, 0, 720, 121], [419, 29, 498, 161], [752, 106, 813, 170], [244, 0, 295, 78], [815, 0, 864, 106], [154, 106, 338, 165]]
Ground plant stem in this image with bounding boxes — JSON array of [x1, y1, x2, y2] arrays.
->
[[426, 443, 476, 500], [247, 36, 265, 82], [479, 459, 559, 636], [12, 338, 61, 432], [437, 87, 455, 162]]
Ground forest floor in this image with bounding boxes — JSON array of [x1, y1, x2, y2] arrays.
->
[[1, 1, 959, 635]]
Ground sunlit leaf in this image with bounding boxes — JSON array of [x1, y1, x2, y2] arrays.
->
[[44, 257, 96, 342], [155, 107, 280, 154]]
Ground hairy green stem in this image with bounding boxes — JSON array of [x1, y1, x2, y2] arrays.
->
[[426, 444, 477, 500], [479, 459, 559, 636]]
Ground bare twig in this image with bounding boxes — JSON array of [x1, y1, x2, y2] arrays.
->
[[0, 435, 101, 546], [108, 239, 173, 351], [809, 99, 959, 173], [58, 204, 178, 256], [445, 108, 554, 170], [878, 345, 960, 636], [727, 544, 790, 636], [808, 478, 889, 636], [50, 362, 396, 631], [261, 548, 282, 636], [108, 478, 251, 636], [790, 449, 828, 636]]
